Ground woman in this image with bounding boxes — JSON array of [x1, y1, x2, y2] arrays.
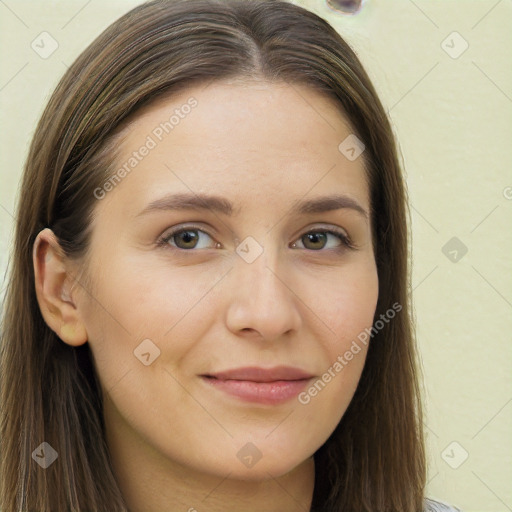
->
[[0, 0, 462, 510]]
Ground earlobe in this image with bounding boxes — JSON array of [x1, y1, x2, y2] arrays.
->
[[33, 228, 88, 347]]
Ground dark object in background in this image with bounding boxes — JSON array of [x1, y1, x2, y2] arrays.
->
[[326, 0, 364, 14]]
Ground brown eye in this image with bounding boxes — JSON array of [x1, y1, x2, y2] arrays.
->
[[159, 227, 217, 250], [291, 229, 353, 252], [302, 232, 328, 250], [172, 230, 200, 249]]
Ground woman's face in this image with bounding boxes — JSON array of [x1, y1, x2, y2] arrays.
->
[[77, 80, 378, 481]]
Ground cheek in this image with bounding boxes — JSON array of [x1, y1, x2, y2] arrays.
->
[[79, 256, 228, 387], [313, 257, 379, 348], [299, 259, 378, 407]]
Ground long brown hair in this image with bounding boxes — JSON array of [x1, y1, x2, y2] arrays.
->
[[0, 0, 425, 510]]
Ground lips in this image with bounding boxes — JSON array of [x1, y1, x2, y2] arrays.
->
[[204, 366, 315, 382], [200, 366, 315, 405]]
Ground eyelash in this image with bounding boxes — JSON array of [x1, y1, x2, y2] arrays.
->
[[156, 224, 356, 253]]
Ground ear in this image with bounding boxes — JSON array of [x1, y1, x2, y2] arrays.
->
[[33, 228, 88, 347]]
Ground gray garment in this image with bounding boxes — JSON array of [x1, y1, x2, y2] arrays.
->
[[425, 497, 463, 511]]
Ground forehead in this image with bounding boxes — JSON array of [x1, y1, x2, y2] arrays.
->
[[121, 79, 355, 150], [97, 80, 370, 217]]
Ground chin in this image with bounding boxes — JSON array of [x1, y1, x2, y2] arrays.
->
[[187, 445, 311, 483]]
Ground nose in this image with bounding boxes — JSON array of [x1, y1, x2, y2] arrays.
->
[[224, 244, 302, 342]]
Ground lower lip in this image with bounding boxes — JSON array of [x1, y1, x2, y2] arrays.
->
[[201, 376, 311, 405]]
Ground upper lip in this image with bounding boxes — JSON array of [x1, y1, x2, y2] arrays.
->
[[203, 366, 315, 382]]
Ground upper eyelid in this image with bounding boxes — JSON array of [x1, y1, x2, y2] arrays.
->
[[159, 224, 218, 241]]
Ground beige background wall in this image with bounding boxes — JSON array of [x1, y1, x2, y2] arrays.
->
[[1, 1, 510, 511]]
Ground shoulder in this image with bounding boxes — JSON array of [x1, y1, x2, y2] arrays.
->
[[424, 497, 463, 512]]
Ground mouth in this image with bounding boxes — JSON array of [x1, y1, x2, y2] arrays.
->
[[200, 366, 315, 405]]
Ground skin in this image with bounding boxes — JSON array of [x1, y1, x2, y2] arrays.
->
[[33, 80, 379, 512]]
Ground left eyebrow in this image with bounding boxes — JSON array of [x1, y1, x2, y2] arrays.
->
[[290, 194, 368, 219], [135, 192, 369, 219]]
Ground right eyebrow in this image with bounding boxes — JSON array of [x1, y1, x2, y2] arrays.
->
[[136, 193, 236, 217]]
